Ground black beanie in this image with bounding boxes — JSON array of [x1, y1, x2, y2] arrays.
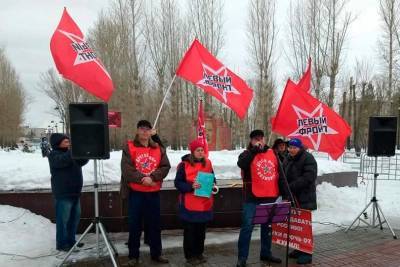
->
[[137, 120, 152, 129], [249, 129, 264, 139], [50, 133, 69, 149]]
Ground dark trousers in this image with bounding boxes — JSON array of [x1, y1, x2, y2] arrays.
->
[[55, 197, 81, 250], [237, 202, 272, 262], [182, 220, 207, 259], [128, 191, 162, 259]]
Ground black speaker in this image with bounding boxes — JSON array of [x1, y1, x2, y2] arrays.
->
[[367, 116, 397, 157], [69, 103, 110, 159]]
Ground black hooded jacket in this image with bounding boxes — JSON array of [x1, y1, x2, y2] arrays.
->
[[48, 134, 89, 199], [283, 149, 317, 210]]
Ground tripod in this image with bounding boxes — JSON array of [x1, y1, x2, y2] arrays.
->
[[345, 157, 397, 239], [59, 160, 119, 266]]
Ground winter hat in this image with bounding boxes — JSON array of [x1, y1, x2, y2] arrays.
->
[[137, 120, 152, 129], [189, 139, 205, 154], [272, 138, 287, 149], [50, 133, 69, 149], [249, 129, 264, 139], [288, 138, 303, 148]]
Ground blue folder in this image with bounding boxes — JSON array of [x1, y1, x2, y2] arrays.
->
[[194, 172, 215, 198]]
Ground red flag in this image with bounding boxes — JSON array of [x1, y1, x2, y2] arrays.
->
[[50, 8, 114, 102], [197, 100, 209, 157], [272, 80, 351, 160], [297, 58, 311, 93], [176, 39, 254, 120], [108, 111, 121, 128]]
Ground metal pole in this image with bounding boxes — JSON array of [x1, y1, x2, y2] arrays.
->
[[153, 75, 177, 128], [372, 157, 378, 227], [94, 159, 100, 257]]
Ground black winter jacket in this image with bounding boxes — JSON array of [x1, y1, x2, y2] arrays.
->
[[283, 149, 317, 210], [48, 148, 89, 199]]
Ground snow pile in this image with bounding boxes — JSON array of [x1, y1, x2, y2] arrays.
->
[[0, 205, 57, 267], [0, 149, 354, 191]]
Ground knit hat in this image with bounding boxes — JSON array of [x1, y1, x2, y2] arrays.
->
[[189, 139, 205, 154], [249, 129, 264, 139], [137, 120, 152, 129], [50, 133, 69, 149], [288, 138, 303, 148]]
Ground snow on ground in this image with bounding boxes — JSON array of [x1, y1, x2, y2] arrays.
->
[[1, 148, 398, 266], [0, 149, 353, 191], [1, 178, 400, 267]]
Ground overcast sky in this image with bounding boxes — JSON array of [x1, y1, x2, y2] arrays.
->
[[0, 0, 380, 128]]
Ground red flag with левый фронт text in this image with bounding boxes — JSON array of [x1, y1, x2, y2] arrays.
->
[[272, 79, 351, 160], [50, 8, 114, 102], [176, 39, 254, 120]]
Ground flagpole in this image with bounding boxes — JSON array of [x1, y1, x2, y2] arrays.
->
[[153, 74, 177, 128]]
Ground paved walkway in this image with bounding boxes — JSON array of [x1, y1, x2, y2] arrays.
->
[[65, 227, 400, 267]]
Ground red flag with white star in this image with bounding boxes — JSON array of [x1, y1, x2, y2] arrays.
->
[[197, 99, 209, 157], [272, 79, 351, 160], [176, 39, 254, 120], [50, 8, 114, 101]]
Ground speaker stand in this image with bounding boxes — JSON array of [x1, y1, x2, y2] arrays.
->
[[59, 160, 119, 266], [345, 157, 397, 239]]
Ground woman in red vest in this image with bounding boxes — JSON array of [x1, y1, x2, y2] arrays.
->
[[174, 139, 216, 266]]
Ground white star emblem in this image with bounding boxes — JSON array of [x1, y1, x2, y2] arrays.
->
[[58, 30, 111, 79], [288, 103, 338, 150], [197, 63, 240, 103]]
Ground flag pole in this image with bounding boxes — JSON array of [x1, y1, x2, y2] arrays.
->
[[153, 74, 177, 128]]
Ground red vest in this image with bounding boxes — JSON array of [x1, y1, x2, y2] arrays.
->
[[182, 159, 214, 212], [127, 141, 162, 192], [250, 149, 279, 197]]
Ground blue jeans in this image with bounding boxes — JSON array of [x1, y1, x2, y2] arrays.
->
[[237, 202, 272, 262], [55, 197, 81, 250], [128, 191, 162, 259]]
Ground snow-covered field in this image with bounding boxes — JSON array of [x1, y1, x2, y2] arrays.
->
[[1, 149, 399, 267], [0, 149, 353, 191]]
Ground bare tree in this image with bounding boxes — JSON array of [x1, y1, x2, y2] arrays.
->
[[0, 48, 26, 147], [89, 0, 146, 148], [40, 69, 92, 134], [286, 0, 329, 99], [324, 0, 353, 107], [247, 0, 277, 136], [378, 0, 400, 112], [187, 0, 225, 112]]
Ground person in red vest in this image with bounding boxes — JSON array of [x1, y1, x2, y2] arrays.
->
[[236, 129, 285, 267], [120, 120, 171, 266], [174, 139, 217, 266]]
